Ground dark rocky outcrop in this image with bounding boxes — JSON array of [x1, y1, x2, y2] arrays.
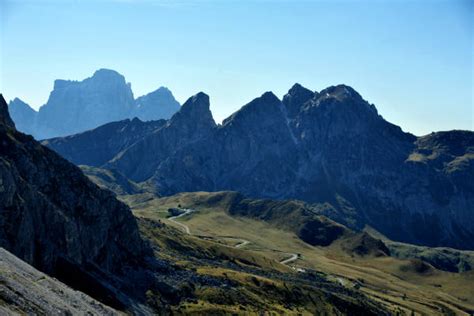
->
[[79, 165, 144, 196], [43, 117, 166, 167], [0, 94, 151, 310], [44, 92, 215, 183], [105, 92, 216, 182], [44, 85, 474, 250], [153, 91, 299, 197], [282, 83, 316, 118], [8, 69, 180, 139], [341, 232, 391, 257], [0, 95, 15, 128]]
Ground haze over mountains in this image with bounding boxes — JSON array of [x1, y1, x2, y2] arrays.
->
[[44, 82, 474, 251], [8, 69, 180, 139]]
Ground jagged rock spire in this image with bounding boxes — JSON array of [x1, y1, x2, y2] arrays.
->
[[0, 94, 15, 129], [282, 83, 315, 118]]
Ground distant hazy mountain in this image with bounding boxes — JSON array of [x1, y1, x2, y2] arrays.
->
[[135, 87, 180, 121], [45, 84, 474, 250], [8, 69, 180, 139], [8, 98, 37, 135]]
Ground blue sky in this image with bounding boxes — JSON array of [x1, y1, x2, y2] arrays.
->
[[0, 0, 472, 135]]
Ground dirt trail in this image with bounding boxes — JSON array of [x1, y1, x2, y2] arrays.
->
[[280, 253, 299, 265], [168, 209, 194, 234], [166, 210, 301, 269]]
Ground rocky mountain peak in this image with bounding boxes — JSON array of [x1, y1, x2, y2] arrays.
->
[[222, 91, 282, 127], [301, 84, 379, 124], [170, 92, 215, 128], [9, 98, 36, 115], [53, 79, 74, 90], [147, 86, 173, 97], [287, 83, 315, 98], [36, 69, 136, 138], [10, 70, 181, 139], [135, 86, 180, 121], [7, 98, 36, 135], [11, 97, 32, 108], [260, 91, 280, 102], [282, 83, 316, 118], [0, 95, 15, 129], [91, 68, 126, 82], [52, 70, 126, 91], [87, 69, 132, 93], [318, 84, 364, 103]]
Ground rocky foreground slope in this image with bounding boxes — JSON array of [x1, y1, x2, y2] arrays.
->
[[0, 248, 119, 315], [0, 94, 152, 311], [45, 84, 474, 250], [8, 69, 180, 139]]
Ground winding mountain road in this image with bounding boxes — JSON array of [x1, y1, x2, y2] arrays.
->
[[166, 209, 301, 269], [167, 209, 194, 234], [280, 253, 299, 265], [234, 239, 250, 248]]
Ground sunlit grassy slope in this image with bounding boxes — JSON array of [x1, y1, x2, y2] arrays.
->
[[120, 191, 474, 315]]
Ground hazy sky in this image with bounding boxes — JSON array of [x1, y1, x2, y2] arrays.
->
[[1, 0, 472, 135]]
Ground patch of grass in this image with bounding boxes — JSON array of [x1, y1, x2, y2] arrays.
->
[[128, 191, 474, 315]]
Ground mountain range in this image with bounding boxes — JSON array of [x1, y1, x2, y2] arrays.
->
[[1, 92, 400, 314], [44, 83, 474, 250], [1, 87, 474, 314], [8, 69, 180, 139]]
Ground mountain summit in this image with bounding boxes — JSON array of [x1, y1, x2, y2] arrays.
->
[[7, 69, 181, 139], [282, 83, 316, 118], [169, 92, 215, 130], [135, 86, 180, 121]]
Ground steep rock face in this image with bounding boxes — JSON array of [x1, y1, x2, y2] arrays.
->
[[151, 86, 474, 249], [79, 165, 143, 196], [8, 69, 181, 139], [36, 69, 135, 139], [43, 117, 166, 167], [44, 86, 474, 250], [107, 92, 216, 182], [0, 96, 15, 128], [0, 94, 149, 297], [44, 92, 214, 183], [289, 85, 416, 215], [153, 92, 299, 197], [282, 83, 316, 119], [135, 87, 180, 121], [8, 98, 37, 135]]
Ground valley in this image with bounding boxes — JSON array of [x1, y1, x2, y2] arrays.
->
[[123, 191, 474, 315]]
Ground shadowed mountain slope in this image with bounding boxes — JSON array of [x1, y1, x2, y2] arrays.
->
[[0, 248, 119, 315], [44, 85, 474, 250], [0, 94, 152, 310]]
